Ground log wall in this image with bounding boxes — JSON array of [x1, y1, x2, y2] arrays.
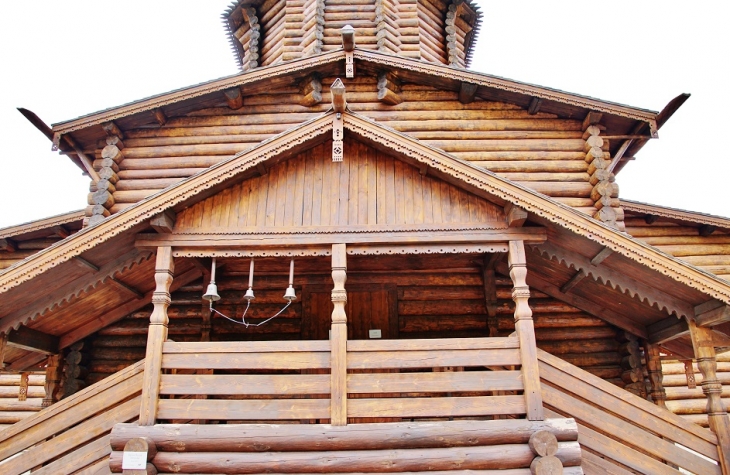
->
[[0, 372, 45, 430], [624, 213, 730, 281], [107, 75, 593, 215], [662, 353, 730, 427]]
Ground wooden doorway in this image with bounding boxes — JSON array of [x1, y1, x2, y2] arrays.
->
[[301, 284, 398, 340]]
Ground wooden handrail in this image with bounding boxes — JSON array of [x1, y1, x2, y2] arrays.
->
[[0, 360, 144, 475], [537, 349, 722, 474]]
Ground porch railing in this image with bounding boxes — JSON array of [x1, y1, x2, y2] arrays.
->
[[156, 337, 527, 423]]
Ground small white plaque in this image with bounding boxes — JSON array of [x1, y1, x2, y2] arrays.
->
[[369, 329, 382, 339], [122, 451, 147, 470]]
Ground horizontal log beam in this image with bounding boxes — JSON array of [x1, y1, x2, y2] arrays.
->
[[648, 317, 689, 344], [136, 227, 547, 250], [696, 300, 730, 327], [7, 326, 59, 355], [111, 418, 578, 452]]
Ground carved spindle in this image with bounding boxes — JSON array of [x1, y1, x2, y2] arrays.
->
[[139, 246, 174, 426], [43, 354, 62, 407], [689, 318, 730, 470], [508, 240, 544, 421], [330, 243, 348, 425], [644, 342, 667, 408]]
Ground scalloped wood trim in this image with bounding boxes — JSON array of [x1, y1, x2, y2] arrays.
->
[[531, 242, 695, 318], [0, 210, 85, 239], [622, 199, 730, 230]]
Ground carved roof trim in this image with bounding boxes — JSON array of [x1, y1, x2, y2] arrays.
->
[[51, 51, 343, 135], [4, 110, 730, 306], [0, 210, 84, 239], [51, 47, 657, 137], [354, 50, 658, 122], [621, 199, 730, 230]]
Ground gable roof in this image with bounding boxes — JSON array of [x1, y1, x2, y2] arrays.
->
[[5, 109, 729, 307], [622, 199, 730, 230], [49, 49, 665, 169]]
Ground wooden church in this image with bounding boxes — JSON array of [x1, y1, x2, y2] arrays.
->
[[1, 1, 730, 473]]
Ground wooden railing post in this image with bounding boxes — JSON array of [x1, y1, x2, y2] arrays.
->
[[508, 240, 544, 421], [689, 318, 730, 473], [139, 246, 174, 426], [330, 243, 347, 425]]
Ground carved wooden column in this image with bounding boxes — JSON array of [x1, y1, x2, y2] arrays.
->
[[644, 342, 667, 408], [508, 240, 544, 421], [689, 318, 730, 472], [330, 243, 348, 425], [139, 246, 174, 426]]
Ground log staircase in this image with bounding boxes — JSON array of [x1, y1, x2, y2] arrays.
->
[[0, 360, 143, 475], [0, 345, 726, 474]]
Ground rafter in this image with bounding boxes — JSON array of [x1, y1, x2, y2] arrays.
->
[[648, 317, 689, 344], [57, 267, 202, 349], [495, 261, 648, 338], [531, 242, 695, 318], [7, 326, 59, 355], [0, 250, 153, 334], [695, 300, 730, 327]]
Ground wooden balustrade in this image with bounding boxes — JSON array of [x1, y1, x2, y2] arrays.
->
[[0, 360, 144, 475], [538, 348, 723, 474]]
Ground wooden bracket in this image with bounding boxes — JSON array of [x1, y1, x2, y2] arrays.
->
[[0, 238, 17, 252], [527, 97, 543, 115], [331, 78, 347, 113], [699, 224, 717, 237], [648, 316, 689, 344], [7, 326, 59, 355], [459, 82, 478, 104], [695, 300, 730, 327], [377, 72, 402, 105], [150, 211, 176, 234], [582, 111, 603, 131], [224, 87, 244, 110], [299, 73, 322, 107], [342, 25, 355, 78], [102, 121, 124, 140], [152, 108, 167, 126], [505, 203, 528, 227]]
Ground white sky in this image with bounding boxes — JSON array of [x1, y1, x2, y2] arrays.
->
[[1, 0, 728, 229]]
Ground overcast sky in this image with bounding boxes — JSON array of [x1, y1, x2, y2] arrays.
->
[[1, 1, 727, 229]]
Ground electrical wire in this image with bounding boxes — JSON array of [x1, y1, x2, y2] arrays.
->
[[210, 299, 293, 328]]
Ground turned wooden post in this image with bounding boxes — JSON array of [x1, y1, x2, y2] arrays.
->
[[689, 318, 730, 473], [644, 342, 667, 408], [139, 246, 174, 426], [330, 243, 348, 425], [508, 240, 544, 421]]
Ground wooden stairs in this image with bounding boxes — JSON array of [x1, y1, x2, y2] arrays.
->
[[0, 360, 143, 475], [0, 349, 726, 474]]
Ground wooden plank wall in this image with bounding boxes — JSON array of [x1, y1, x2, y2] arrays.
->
[[109, 75, 592, 215], [174, 140, 505, 231], [624, 213, 730, 280], [0, 372, 45, 430]]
